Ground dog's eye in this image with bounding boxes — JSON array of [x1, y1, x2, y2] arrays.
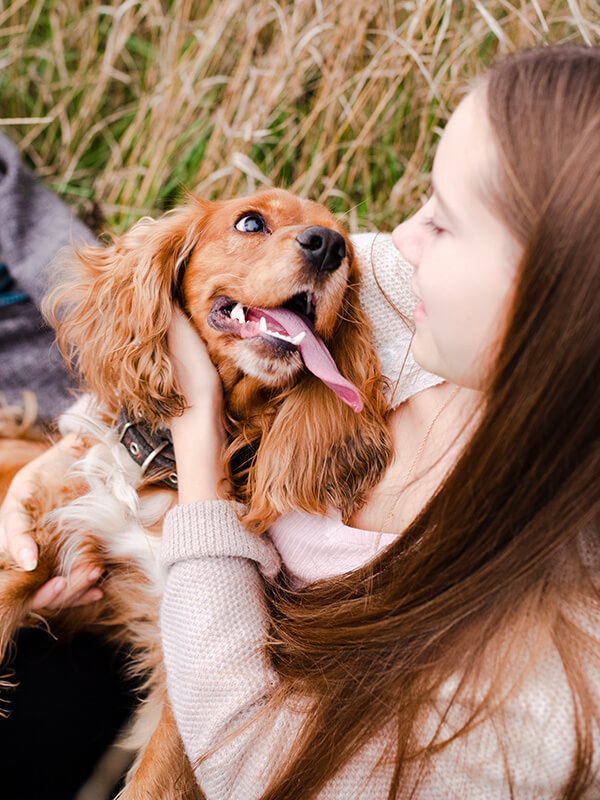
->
[[234, 213, 267, 233]]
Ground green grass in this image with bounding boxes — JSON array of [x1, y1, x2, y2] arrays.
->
[[1, 0, 598, 234]]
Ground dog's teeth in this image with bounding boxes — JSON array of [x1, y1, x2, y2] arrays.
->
[[262, 328, 305, 346], [230, 303, 245, 324], [254, 315, 304, 347]]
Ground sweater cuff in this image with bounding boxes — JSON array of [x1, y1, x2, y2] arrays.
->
[[161, 500, 281, 579]]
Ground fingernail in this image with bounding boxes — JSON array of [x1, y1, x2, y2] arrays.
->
[[19, 547, 37, 572], [88, 567, 102, 582], [89, 589, 103, 602], [52, 577, 67, 595]]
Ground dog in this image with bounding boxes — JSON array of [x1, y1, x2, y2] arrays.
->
[[0, 188, 392, 799]]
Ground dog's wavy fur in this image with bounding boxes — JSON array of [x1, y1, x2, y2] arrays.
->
[[0, 189, 392, 799]]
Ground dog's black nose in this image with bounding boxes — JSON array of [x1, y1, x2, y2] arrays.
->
[[296, 226, 346, 273]]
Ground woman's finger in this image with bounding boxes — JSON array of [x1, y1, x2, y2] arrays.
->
[[29, 563, 103, 611], [0, 433, 83, 570], [29, 575, 67, 610], [168, 310, 222, 405], [67, 587, 104, 608], [0, 506, 37, 571]]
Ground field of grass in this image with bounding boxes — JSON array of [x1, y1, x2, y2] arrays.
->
[[1, 0, 599, 234]]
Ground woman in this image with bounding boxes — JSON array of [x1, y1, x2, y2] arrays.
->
[[162, 44, 600, 798]]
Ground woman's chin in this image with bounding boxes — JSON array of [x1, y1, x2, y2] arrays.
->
[[410, 335, 439, 377], [411, 338, 481, 391]]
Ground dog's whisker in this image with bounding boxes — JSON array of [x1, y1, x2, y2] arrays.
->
[[337, 202, 363, 219]]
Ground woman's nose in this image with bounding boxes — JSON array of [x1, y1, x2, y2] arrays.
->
[[392, 205, 428, 267]]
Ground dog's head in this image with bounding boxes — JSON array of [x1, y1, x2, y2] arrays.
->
[[182, 189, 363, 413], [46, 188, 392, 527], [47, 189, 363, 422]]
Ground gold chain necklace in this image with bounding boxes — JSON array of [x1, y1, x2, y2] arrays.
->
[[380, 385, 461, 534]]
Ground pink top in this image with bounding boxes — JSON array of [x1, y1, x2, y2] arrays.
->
[[268, 511, 399, 588]]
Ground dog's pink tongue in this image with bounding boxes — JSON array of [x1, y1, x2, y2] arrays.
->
[[255, 306, 363, 412]]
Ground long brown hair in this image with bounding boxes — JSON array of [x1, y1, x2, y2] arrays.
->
[[261, 46, 600, 798]]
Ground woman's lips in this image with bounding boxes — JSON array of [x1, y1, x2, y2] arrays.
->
[[413, 300, 427, 321]]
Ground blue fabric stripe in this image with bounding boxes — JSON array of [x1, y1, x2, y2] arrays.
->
[[0, 263, 29, 305]]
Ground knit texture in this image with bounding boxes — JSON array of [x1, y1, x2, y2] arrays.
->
[[161, 502, 397, 799], [161, 503, 600, 799], [353, 232, 443, 407], [161, 501, 281, 579]]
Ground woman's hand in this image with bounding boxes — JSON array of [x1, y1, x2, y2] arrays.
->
[[167, 310, 226, 504], [0, 433, 103, 610]]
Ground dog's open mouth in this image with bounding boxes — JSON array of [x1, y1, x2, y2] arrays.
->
[[208, 293, 363, 412], [209, 292, 315, 350]]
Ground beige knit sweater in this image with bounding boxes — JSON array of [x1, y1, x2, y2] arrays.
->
[[160, 503, 600, 799], [159, 235, 600, 799]]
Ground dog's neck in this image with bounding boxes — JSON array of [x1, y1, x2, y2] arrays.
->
[[226, 376, 268, 417], [219, 365, 291, 420]]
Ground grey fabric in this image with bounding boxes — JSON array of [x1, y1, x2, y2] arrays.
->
[[0, 302, 78, 421], [0, 133, 96, 423]]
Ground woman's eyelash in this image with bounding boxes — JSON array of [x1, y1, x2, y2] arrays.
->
[[424, 217, 445, 235]]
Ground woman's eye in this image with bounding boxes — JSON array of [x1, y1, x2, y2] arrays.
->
[[234, 214, 266, 233], [423, 217, 445, 236]]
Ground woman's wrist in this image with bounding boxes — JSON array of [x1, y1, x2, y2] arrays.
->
[[167, 310, 227, 505], [171, 404, 225, 504]]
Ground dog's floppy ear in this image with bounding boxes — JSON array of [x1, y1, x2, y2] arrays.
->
[[240, 257, 393, 532], [44, 199, 213, 427]]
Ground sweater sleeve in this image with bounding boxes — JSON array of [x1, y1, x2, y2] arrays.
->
[[160, 505, 404, 799], [160, 500, 296, 799]]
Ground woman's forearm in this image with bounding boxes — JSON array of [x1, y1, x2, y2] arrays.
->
[[160, 500, 285, 799]]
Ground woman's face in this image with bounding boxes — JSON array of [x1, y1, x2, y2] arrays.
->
[[392, 90, 522, 390]]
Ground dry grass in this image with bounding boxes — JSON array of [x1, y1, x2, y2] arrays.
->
[[1, 0, 599, 233]]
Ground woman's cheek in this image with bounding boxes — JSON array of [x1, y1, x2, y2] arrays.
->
[[417, 258, 447, 323], [416, 268, 470, 381]]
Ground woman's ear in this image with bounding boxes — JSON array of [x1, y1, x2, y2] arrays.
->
[[43, 200, 213, 428], [241, 272, 393, 532]]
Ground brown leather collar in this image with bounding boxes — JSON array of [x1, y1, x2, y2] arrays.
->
[[117, 408, 178, 489]]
